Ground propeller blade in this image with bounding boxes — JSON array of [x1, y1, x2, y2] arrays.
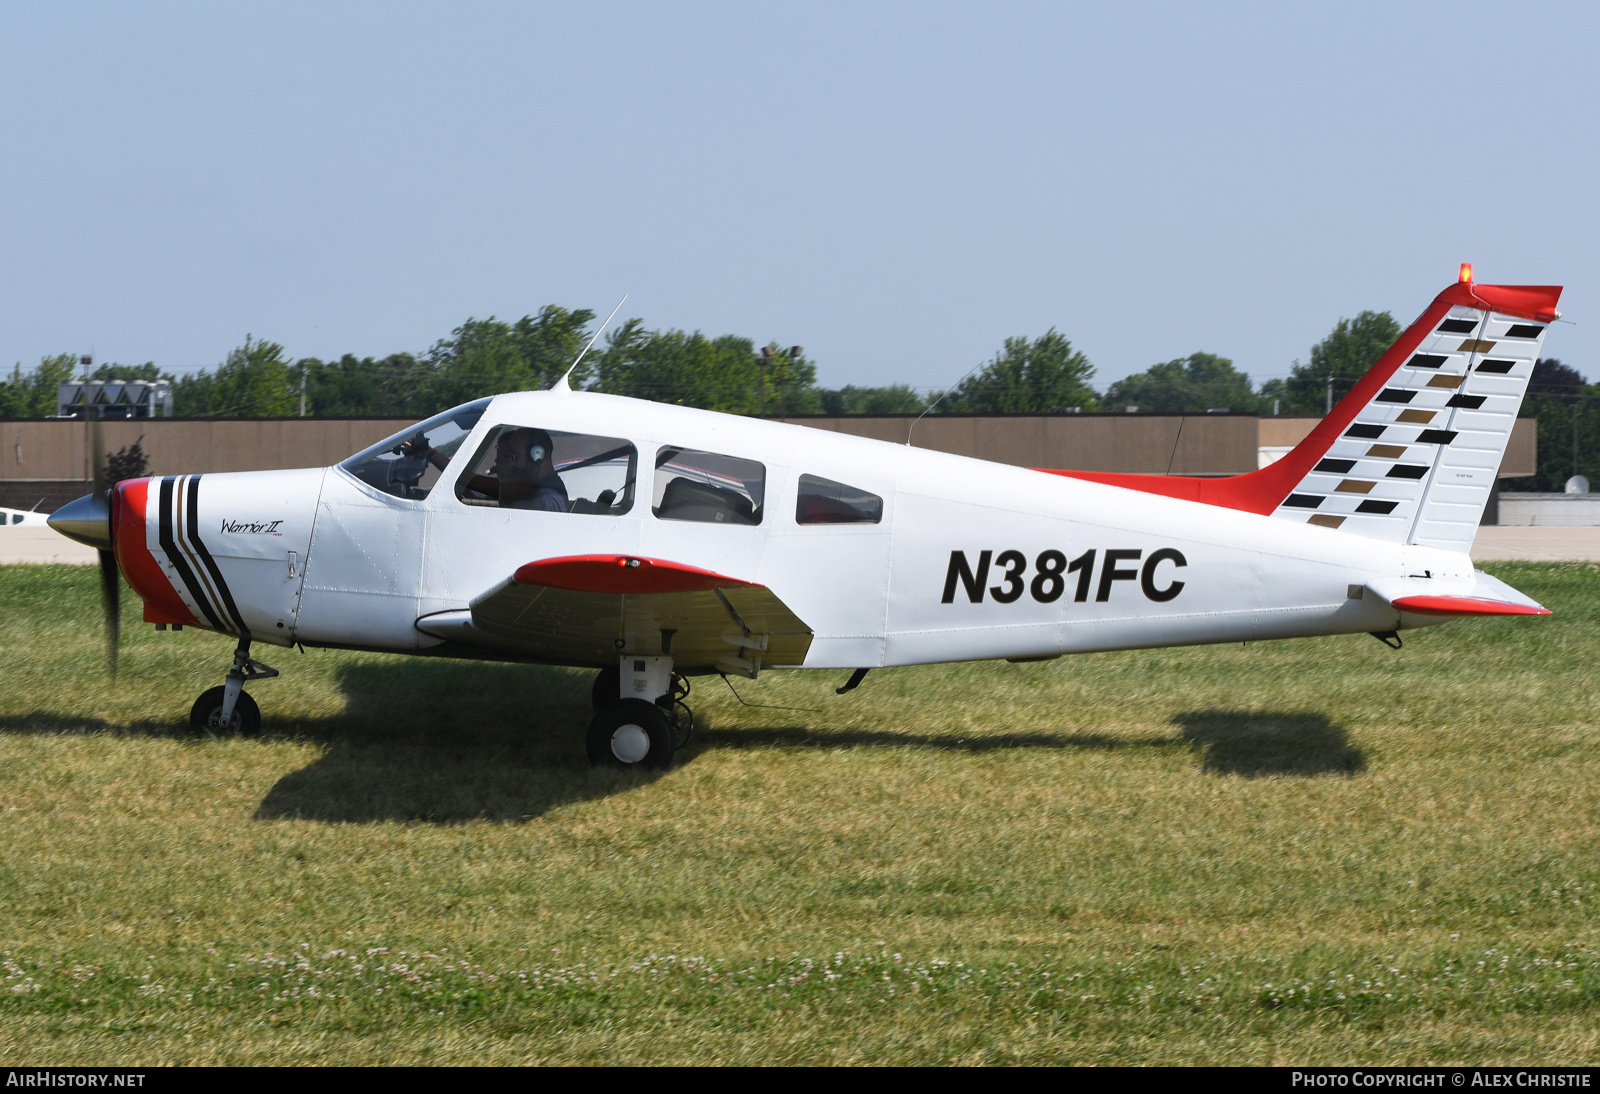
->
[[98, 548, 120, 679], [87, 402, 120, 676]]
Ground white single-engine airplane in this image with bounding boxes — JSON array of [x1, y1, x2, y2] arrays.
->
[[0, 505, 50, 527], [50, 268, 1560, 768]]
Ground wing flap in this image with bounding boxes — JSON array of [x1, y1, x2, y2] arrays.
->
[[416, 554, 813, 670]]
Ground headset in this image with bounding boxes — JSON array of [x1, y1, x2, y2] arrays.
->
[[496, 428, 550, 469]]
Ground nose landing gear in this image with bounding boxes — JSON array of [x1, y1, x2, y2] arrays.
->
[[189, 637, 279, 737]]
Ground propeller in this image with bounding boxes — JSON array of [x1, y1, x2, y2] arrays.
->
[[90, 407, 120, 678], [47, 378, 126, 682]]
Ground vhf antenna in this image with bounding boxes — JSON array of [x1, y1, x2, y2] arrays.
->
[[907, 355, 987, 446], [553, 295, 627, 392]]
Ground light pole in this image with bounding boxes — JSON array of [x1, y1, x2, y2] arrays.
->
[[758, 345, 774, 416], [80, 355, 92, 486]]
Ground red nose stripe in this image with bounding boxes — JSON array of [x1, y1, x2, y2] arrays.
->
[[513, 555, 758, 594], [113, 478, 199, 627]]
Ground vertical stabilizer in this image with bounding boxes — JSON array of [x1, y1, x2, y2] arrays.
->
[[1037, 272, 1562, 553], [1266, 275, 1559, 550]]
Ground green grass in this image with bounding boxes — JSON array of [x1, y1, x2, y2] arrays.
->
[[0, 561, 1597, 1064]]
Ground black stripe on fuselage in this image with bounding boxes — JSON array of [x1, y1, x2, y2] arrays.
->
[[184, 475, 250, 639], [159, 476, 227, 631]]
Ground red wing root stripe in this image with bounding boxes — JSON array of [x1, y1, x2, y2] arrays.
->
[[182, 475, 251, 639], [158, 476, 227, 632]]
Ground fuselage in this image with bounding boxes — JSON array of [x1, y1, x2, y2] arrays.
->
[[113, 389, 1461, 670]]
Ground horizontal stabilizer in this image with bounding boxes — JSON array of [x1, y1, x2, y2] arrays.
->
[[1365, 570, 1549, 618]]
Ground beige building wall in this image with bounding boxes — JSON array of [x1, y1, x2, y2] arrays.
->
[[0, 411, 1532, 494], [789, 413, 1260, 475], [0, 419, 406, 482]]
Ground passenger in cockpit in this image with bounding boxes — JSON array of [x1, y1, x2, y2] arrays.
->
[[408, 426, 570, 511], [494, 428, 569, 511]]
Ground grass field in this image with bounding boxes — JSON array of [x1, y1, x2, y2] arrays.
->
[[0, 561, 1597, 1065]]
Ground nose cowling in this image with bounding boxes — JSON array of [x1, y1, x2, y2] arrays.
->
[[48, 493, 112, 550]]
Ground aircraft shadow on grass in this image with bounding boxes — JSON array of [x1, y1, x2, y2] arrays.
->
[[699, 711, 1365, 778], [251, 664, 1367, 822], [0, 668, 1365, 826], [1175, 709, 1367, 778]]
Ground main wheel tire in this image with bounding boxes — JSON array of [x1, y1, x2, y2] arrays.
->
[[591, 665, 620, 710], [188, 686, 262, 737], [586, 699, 674, 769]]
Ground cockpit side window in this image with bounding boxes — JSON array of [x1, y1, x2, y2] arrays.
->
[[652, 447, 765, 525], [339, 399, 490, 501], [455, 426, 636, 514], [796, 474, 883, 524]]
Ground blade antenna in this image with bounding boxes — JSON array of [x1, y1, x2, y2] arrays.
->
[[553, 295, 627, 392]]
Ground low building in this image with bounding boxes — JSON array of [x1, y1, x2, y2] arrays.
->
[[0, 412, 1541, 525]]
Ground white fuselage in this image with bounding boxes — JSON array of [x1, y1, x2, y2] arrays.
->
[[159, 390, 1456, 667]]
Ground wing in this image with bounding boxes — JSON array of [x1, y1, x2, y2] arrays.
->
[[414, 554, 813, 674]]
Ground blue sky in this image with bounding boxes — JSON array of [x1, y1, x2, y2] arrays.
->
[[2, 1, 1596, 393]]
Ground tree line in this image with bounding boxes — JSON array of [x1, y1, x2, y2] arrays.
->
[[4, 304, 1596, 488]]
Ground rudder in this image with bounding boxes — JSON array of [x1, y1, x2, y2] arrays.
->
[[1267, 271, 1559, 550]]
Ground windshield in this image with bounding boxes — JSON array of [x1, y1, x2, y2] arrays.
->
[[339, 398, 491, 500]]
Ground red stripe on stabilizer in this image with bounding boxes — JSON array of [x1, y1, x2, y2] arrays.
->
[[1391, 595, 1550, 617], [112, 478, 200, 627], [1033, 280, 1565, 515], [513, 554, 760, 594], [1439, 282, 1562, 323]]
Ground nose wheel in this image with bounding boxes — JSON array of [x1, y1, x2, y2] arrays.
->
[[188, 637, 277, 737], [190, 686, 262, 736]]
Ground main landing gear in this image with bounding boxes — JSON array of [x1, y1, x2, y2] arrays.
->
[[189, 637, 279, 737], [587, 655, 693, 770]]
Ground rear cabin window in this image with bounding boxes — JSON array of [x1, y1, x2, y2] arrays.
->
[[455, 426, 636, 514], [652, 447, 765, 525], [795, 474, 883, 525]]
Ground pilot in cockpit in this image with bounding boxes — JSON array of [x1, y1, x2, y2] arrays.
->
[[405, 426, 570, 512]]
